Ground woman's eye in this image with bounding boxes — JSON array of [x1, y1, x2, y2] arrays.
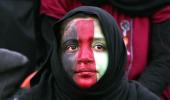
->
[[65, 45, 78, 53], [93, 44, 106, 52]]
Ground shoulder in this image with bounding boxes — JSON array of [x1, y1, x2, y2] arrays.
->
[[129, 81, 160, 100]]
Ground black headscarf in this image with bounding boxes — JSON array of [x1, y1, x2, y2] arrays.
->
[[19, 6, 159, 100], [79, 0, 170, 16]]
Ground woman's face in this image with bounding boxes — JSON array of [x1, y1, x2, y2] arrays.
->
[[61, 17, 108, 89]]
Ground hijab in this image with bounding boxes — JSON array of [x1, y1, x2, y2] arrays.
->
[[19, 6, 159, 100], [80, 0, 170, 16]]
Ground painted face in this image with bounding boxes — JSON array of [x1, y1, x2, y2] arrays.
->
[[61, 17, 108, 89]]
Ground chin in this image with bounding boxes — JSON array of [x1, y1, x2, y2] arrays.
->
[[74, 76, 97, 89]]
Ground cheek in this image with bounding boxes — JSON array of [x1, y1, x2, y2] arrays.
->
[[62, 53, 77, 77], [93, 51, 108, 80]]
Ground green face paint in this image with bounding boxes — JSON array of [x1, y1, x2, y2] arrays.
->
[[92, 19, 108, 80]]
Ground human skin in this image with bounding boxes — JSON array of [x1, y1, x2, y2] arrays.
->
[[61, 17, 108, 89]]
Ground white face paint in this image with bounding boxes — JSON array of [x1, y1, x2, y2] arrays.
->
[[92, 19, 108, 81]]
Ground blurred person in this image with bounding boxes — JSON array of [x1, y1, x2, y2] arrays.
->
[[0, 0, 40, 99]]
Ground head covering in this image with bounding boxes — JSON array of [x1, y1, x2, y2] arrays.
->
[[80, 0, 170, 16], [19, 6, 159, 100]]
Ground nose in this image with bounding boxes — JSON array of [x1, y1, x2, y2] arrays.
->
[[77, 47, 94, 64]]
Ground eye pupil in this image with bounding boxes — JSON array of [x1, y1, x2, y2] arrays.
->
[[94, 44, 105, 52], [97, 45, 102, 49], [65, 45, 78, 53], [71, 46, 77, 49]]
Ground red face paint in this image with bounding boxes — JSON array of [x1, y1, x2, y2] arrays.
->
[[74, 19, 97, 89]]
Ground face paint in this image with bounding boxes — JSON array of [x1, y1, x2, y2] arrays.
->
[[62, 25, 78, 78], [61, 17, 108, 89], [74, 19, 97, 89], [93, 19, 108, 80]]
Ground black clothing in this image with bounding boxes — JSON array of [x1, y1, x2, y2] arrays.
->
[[138, 20, 170, 95], [0, 0, 39, 99], [0, 49, 29, 100], [0, 0, 39, 64], [19, 6, 159, 100]]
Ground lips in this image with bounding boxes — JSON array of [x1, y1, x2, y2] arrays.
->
[[74, 65, 97, 88], [75, 69, 97, 73], [74, 69, 97, 78], [73, 70, 97, 89]]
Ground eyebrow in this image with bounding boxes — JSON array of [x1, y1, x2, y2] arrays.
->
[[62, 39, 78, 45], [93, 38, 105, 42]]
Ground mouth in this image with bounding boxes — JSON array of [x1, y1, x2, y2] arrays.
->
[[75, 69, 97, 73], [74, 70, 97, 78]]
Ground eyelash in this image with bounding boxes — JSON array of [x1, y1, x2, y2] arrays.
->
[[64, 44, 78, 53], [63, 43, 106, 53], [92, 43, 106, 52]]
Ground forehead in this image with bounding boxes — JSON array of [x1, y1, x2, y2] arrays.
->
[[63, 17, 104, 38], [66, 17, 96, 27]]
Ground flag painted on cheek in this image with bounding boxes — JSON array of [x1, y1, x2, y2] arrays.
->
[[93, 20, 108, 81], [74, 19, 97, 89], [62, 26, 78, 79]]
